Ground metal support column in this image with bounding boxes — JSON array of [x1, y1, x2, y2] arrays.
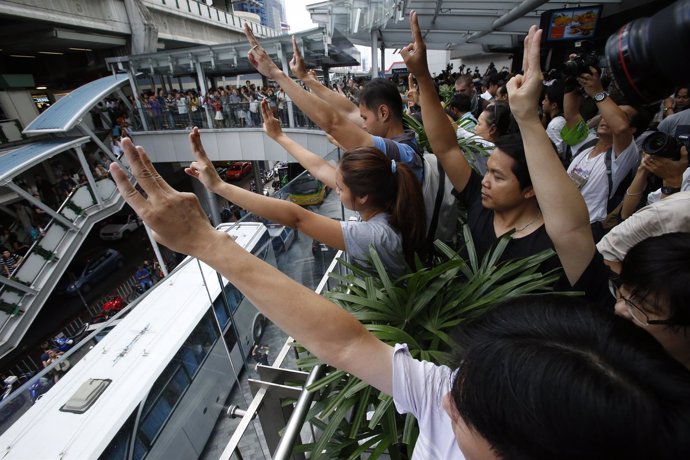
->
[[127, 67, 149, 131], [77, 123, 121, 167], [370, 30, 379, 79], [74, 146, 104, 207], [380, 41, 386, 77], [3, 181, 79, 232], [194, 59, 214, 129], [276, 42, 295, 128]]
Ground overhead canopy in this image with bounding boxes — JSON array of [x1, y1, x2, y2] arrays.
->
[[23, 74, 130, 133], [0, 137, 90, 184], [306, 0, 655, 58], [126, 27, 361, 77]]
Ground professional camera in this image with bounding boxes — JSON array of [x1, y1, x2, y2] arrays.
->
[[562, 50, 600, 79], [604, 0, 690, 104], [642, 132, 689, 161]]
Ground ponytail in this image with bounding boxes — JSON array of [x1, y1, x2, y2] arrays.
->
[[340, 147, 427, 267]]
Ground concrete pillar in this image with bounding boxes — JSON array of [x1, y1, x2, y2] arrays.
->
[[123, 0, 158, 55], [370, 30, 379, 79], [276, 42, 295, 128]]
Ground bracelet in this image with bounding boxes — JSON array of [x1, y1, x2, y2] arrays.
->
[[625, 188, 643, 196]]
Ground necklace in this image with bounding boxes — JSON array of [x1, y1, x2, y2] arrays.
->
[[514, 211, 542, 234]]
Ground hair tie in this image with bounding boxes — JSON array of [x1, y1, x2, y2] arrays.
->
[[391, 159, 397, 174]]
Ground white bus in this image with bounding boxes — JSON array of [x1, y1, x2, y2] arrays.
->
[[0, 222, 274, 459]]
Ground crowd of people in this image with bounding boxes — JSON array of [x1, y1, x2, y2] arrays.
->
[[107, 10, 690, 460]]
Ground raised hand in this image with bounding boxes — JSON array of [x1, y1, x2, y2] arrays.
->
[[400, 11, 430, 78], [244, 24, 282, 79], [289, 35, 309, 80], [506, 26, 543, 121], [643, 146, 689, 182], [577, 67, 604, 98], [186, 127, 224, 192], [260, 99, 283, 139], [109, 138, 219, 258]]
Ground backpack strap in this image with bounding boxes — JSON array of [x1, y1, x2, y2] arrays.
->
[[604, 148, 614, 201]]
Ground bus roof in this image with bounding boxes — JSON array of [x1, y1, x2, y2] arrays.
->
[[0, 222, 267, 459]]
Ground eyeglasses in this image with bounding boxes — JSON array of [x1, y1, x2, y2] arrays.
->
[[608, 278, 673, 327]]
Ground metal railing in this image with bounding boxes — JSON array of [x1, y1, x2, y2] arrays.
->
[[138, 101, 318, 131]]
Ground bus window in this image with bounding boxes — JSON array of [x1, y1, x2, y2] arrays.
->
[[99, 411, 136, 460], [178, 310, 219, 376], [252, 231, 271, 260], [213, 295, 230, 329], [139, 364, 190, 446], [222, 285, 241, 314]]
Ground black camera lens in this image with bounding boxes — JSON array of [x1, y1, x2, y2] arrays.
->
[[642, 132, 681, 160], [605, 0, 690, 105]]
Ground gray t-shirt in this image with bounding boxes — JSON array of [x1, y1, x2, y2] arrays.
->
[[340, 213, 405, 276]]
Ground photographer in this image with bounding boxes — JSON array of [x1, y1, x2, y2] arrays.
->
[[562, 62, 648, 240], [621, 146, 690, 219]]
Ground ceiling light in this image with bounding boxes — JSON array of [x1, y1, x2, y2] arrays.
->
[[38, 51, 64, 55], [9, 54, 36, 58], [36, 86, 47, 90], [69, 47, 93, 52]]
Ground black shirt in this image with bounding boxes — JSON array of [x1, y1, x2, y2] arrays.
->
[[454, 171, 560, 274]]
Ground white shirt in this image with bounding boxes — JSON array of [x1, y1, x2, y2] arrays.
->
[[546, 116, 567, 158], [647, 168, 690, 204], [393, 344, 465, 460], [480, 90, 493, 101], [567, 137, 640, 223]]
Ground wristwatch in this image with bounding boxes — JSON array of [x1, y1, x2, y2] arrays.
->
[[661, 186, 681, 195], [593, 91, 609, 103]]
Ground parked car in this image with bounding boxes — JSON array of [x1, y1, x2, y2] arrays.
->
[[99, 214, 142, 240], [225, 162, 253, 181], [287, 175, 327, 206], [65, 249, 125, 295], [267, 224, 296, 254]]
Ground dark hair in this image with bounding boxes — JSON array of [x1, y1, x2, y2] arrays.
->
[[543, 81, 564, 114], [482, 102, 515, 139], [675, 86, 689, 97], [358, 79, 404, 123], [449, 93, 472, 113], [493, 133, 531, 189], [451, 295, 690, 460], [496, 85, 508, 99], [339, 147, 426, 265], [628, 106, 652, 137], [619, 233, 690, 326], [455, 74, 473, 88]]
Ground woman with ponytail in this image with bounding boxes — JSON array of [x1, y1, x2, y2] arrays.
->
[[185, 101, 427, 275]]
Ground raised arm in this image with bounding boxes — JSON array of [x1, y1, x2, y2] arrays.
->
[[289, 36, 361, 126], [110, 138, 394, 394], [185, 128, 344, 250], [507, 27, 595, 285], [401, 11, 472, 193], [577, 68, 634, 155], [244, 25, 372, 151], [260, 100, 336, 189]]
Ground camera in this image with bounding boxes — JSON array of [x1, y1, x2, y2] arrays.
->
[[642, 132, 689, 161], [562, 50, 600, 79], [604, 0, 690, 105]]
